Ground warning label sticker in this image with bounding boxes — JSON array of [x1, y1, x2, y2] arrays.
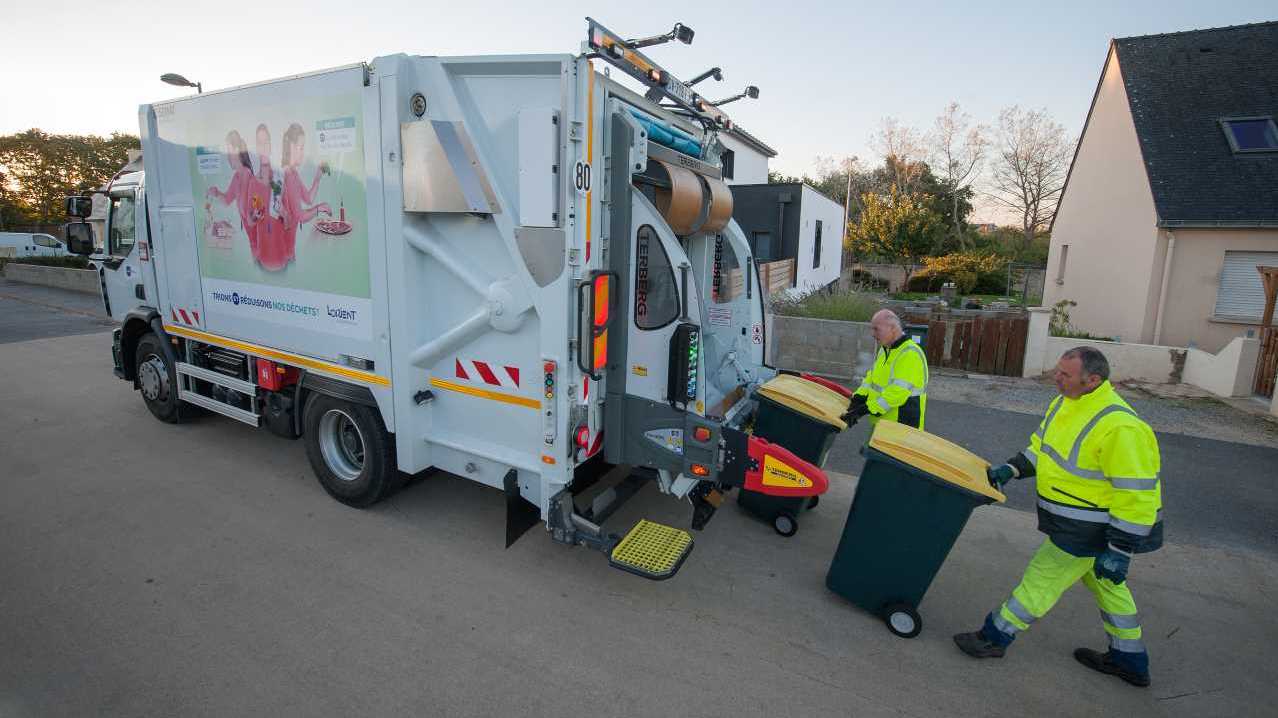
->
[[761, 454, 812, 488]]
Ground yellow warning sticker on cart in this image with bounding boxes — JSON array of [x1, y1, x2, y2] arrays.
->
[[761, 454, 812, 488]]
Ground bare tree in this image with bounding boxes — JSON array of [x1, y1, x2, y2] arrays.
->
[[871, 117, 925, 192], [928, 102, 987, 248], [989, 106, 1074, 247]]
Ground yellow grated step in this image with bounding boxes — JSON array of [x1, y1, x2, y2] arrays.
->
[[609, 519, 694, 580]]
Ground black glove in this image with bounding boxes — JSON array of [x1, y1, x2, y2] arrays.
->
[[987, 463, 1019, 488], [841, 397, 870, 425]]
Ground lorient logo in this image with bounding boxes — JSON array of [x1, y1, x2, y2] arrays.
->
[[327, 305, 358, 323]]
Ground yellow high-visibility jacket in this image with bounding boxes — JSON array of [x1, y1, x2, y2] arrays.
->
[[854, 335, 929, 429], [1024, 380, 1163, 556]]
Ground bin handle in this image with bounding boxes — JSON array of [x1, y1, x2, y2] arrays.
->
[[801, 372, 854, 399]]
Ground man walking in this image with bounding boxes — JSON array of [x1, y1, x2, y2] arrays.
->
[[843, 309, 929, 429], [953, 346, 1163, 687]]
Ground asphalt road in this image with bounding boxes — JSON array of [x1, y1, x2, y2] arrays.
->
[[826, 405, 1278, 555], [0, 277, 113, 344]]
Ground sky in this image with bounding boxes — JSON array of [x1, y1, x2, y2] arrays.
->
[[2, 0, 1273, 221]]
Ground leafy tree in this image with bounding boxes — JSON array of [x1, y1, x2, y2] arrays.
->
[[847, 185, 943, 287], [0, 167, 28, 228], [0, 130, 140, 224], [767, 170, 809, 184]]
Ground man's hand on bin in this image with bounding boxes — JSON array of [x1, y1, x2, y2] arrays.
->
[[1093, 545, 1131, 584], [841, 395, 869, 425], [986, 463, 1020, 488]]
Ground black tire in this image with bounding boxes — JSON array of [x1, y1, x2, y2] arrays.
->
[[884, 603, 922, 639], [808, 495, 820, 510], [773, 511, 799, 537], [303, 394, 397, 508], [135, 333, 183, 424]]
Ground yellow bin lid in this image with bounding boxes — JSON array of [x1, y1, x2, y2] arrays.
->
[[755, 374, 848, 430], [868, 421, 1006, 502]]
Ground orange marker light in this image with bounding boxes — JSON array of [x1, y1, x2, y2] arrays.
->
[[592, 329, 608, 370], [592, 276, 610, 327], [691, 464, 710, 477]]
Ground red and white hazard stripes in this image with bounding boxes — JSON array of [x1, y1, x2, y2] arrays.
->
[[455, 358, 521, 389], [170, 306, 201, 327]]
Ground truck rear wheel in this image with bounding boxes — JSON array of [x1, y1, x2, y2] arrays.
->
[[135, 333, 183, 424], [303, 394, 396, 508]]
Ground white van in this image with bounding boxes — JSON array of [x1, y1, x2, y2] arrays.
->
[[0, 232, 70, 259]]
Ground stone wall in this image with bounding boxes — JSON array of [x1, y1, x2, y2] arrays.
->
[[768, 315, 875, 380], [1, 264, 100, 294]]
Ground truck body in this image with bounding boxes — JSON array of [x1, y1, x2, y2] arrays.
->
[[68, 20, 830, 578]]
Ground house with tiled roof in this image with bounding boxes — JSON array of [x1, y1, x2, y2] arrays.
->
[[1045, 21, 1278, 352]]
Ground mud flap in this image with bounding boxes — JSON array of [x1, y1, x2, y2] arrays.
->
[[504, 469, 541, 548]]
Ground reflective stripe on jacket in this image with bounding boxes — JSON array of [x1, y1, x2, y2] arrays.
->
[[854, 335, 929, 429], [1027, 380, 1163, 556]]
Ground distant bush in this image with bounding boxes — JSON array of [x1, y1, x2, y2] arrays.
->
[[847, 268, 888, 291], [771, 290, 878, 322], [0, 255, 92, 270]]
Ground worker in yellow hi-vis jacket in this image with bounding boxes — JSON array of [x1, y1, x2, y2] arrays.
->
[[953, 346, 1163, 688], [842, 309, 929, 429]]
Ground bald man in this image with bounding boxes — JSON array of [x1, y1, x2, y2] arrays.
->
[[843, 310, 930, 429]]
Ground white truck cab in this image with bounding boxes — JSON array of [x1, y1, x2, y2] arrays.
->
[[63, 19, 831, 579]]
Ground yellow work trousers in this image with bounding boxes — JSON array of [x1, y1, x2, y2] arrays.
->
[[991, 539, 1145, 655]]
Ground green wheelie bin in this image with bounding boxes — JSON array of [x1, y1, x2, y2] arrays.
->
[[826, 420, 1005, 638], [738, 374, 848, 536]]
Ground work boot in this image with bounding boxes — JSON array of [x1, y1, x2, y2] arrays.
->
[[953, 631, 1005, 658], [1073, 648, 1151, 687]]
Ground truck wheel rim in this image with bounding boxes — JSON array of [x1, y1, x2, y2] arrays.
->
[[319, 409, 365, 481], [139, 356, 169, 402]]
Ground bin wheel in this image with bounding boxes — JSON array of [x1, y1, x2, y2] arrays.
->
[[884, 603, 922, 638], [808, 495, 820, 510], [773, 512, 798, 537]]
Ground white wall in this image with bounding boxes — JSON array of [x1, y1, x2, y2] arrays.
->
[[719, 133, 769, 185], [1045, 47, 1162, 344], [785, 185, 844, 296], [1023, 305, 1261, 398]]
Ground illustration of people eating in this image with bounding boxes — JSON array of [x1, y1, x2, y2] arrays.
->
[[204, 130, 254, 249], [203, 119, 349, 271]]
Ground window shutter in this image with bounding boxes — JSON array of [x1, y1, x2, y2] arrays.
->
[[1214, 251, 1278, 319]]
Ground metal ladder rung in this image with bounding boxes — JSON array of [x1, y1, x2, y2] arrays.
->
[[179, 390, 261, 426], [176, 362, 257, 395]]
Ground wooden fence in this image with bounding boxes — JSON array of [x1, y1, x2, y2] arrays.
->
[[719, 259, 795, 301], [1255, 327, 1278, 397], [914, 315, 1029, 377]]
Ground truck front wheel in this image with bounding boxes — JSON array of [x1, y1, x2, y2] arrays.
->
[[135, 333, 183, 424], [303, 394, 396, 508]]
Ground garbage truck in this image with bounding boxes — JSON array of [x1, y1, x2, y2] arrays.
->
[[63, 18, 833, 579]]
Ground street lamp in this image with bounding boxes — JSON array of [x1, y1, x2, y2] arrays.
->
[[160, 73, 202, 94]]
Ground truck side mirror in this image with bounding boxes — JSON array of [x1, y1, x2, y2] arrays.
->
[[65, 196, 94, 218], [64, 222, 95, 255]]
